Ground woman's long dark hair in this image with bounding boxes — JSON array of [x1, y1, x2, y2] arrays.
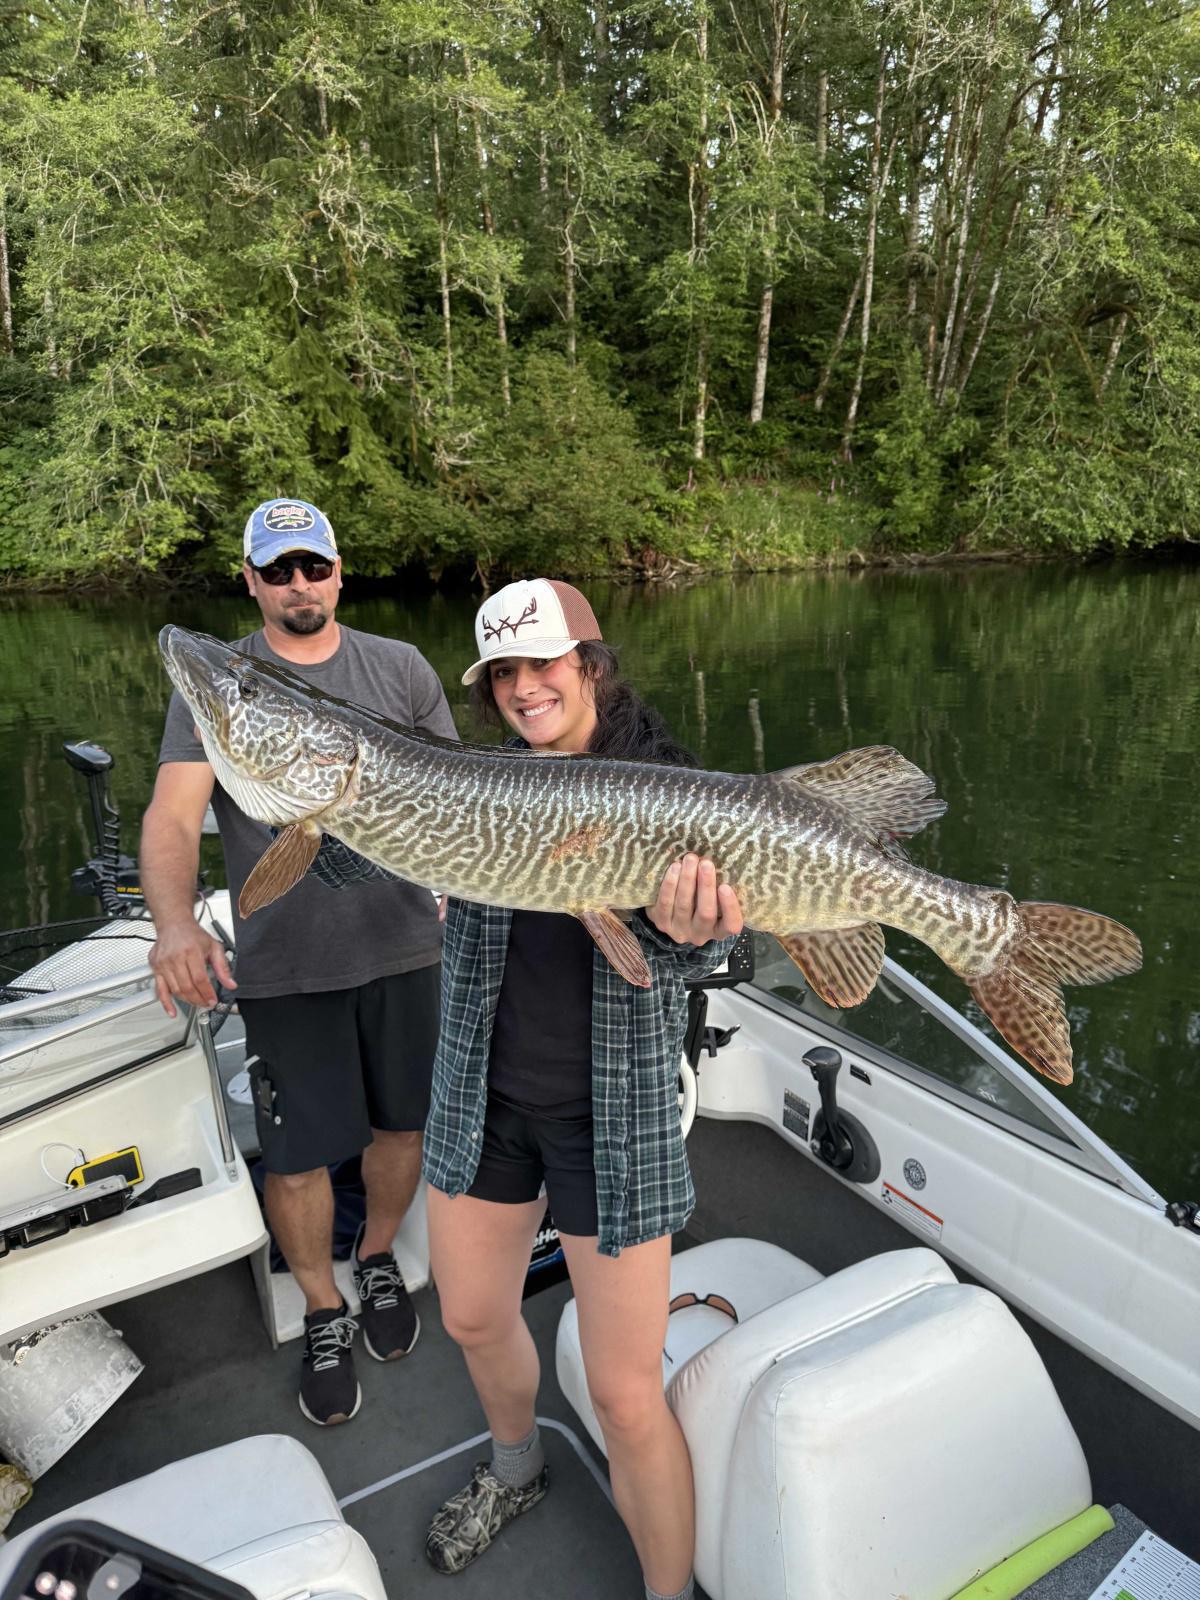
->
[[469, 641, 700, 768]]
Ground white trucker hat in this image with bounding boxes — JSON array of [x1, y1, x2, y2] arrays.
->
[[462, 578, 604, 686]]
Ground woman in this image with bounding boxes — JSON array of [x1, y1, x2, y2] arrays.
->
[[422, 578, 744, 1600]]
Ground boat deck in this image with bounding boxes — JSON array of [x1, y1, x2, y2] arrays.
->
[[6, 1117, 1198, 1595]]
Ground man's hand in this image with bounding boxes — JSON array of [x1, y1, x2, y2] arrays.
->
[[148, 920, 236, 1017], [645, 854, 745, 946]]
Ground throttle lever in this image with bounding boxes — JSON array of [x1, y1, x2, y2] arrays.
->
[[801, 1044, 881, 1185], [804, 1046, 855, 1169]]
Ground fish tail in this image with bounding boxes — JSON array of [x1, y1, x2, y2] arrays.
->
[[966, 901, 1142, 1084]]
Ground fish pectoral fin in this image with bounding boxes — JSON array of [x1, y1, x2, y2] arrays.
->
[[777, 923, 886, 1008], [575, 908, 653, 989], [774, 746, 947, 845], [238, 823, 323, 918]]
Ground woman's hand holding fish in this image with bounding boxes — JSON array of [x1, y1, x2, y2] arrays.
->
[[646, 854, 744, 946]]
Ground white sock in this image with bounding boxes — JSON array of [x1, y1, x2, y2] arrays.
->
[[645, 1577, 695, 1600], [490, 1423, 544, 1488]]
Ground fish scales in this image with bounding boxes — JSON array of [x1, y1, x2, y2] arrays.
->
[[159, 626, 1142, 1084]]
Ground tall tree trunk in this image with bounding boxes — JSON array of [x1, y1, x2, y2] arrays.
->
[[594, 0, 610, 68], [465, 55, 511, 410], [750, 278, 774, 425], [841, 50, 889, 460], [693, 335, 709, 461], [431, 117, 454, 405], [814, 260, 864, 411], [1099, 310, 1130, 397], [904, 115, 925, 326], [555, 51, 576, 367], [926, 87, 962, 388], [563, 185, 577, 367], [983, 33, 1059, 408], [691, 8, 710, 460], [942, 98, 1021, 396], [537, 60, 550, 195], [934, 89, 986, 403], [815, 69, 828, 217], [954, 193, 1020, 398], [750, 1, 787, 425], [0, 185, 12, 358], [36, 218, 58, 379], [134, 0, 157, 77]]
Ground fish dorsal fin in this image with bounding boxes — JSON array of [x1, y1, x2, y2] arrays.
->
[[574, 907, 653, 989], [777, 924, 886, 1008], [239, 823, 322, 918], [774, 745, 946, 845]]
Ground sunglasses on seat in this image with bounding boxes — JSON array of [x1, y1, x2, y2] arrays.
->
[[668, 1291, 738, 1322], [252, 554, 335, 586]]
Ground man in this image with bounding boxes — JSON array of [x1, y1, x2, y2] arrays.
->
[[141, 497, 457, 1427]]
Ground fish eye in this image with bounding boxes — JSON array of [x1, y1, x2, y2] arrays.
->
[[238, 676, 260, 701]]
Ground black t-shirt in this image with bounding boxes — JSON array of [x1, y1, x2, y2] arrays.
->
[[488, 910, 595, 1117]]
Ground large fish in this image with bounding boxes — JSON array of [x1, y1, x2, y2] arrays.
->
[[160, 625, 1141, 1084]]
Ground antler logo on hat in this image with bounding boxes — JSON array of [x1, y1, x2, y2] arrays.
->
[[482, 596, 539, 644]]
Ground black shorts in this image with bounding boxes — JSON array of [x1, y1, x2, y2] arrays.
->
[[240, 965, 440, 1175], [466, 1096, 599, 1239]]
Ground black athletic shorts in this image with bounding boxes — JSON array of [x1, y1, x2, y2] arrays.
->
[[239, 965, 440, 1175], [466, 1094, 599, 1238]]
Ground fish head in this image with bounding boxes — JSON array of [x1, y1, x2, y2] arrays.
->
[[159, 626, 359, 825]]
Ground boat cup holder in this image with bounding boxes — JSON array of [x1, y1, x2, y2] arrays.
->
[[803, 1045, 881, 1186]]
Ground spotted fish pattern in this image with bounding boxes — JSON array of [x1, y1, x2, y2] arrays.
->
[[160, 626, 1142, 1084]]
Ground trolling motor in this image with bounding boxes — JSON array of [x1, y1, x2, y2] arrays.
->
[[64, 741, 145, 917]]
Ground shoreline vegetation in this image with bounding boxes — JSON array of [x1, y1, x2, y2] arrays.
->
[[0, 525, 1157, 598], [2, 2, 1199, 588]]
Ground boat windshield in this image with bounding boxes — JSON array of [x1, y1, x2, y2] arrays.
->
[[747, 932, 1071, 1143]]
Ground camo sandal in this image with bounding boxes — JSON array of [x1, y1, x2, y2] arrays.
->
[[425, 1460, 549, 1575]]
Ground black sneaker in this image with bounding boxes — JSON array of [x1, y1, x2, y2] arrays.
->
[[425, 1462, 549, 1575], [353, 1224, 420, 1361], [299, 1302, 361, 1426]]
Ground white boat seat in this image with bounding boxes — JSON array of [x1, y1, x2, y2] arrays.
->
[[0, 1433, 386, 1600], [556, 1235, 822, 1453], [555, 1239, 1092, 1600]]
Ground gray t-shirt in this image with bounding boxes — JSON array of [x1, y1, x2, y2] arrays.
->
[[158, 624, 459, 998]]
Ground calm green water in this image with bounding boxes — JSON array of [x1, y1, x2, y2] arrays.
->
[[2, 565, 1196, 1200]]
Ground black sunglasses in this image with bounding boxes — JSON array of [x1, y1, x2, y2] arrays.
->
[[252, 554, 335, 586]]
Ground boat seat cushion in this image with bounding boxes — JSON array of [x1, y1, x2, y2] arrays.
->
[[670, 1244, 957, 1591], [0, 1434, 386, 1600], [674, 1255, 1091, 1600], [555, 1235, 823, 1455]]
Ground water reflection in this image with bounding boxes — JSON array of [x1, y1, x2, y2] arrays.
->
[[1, 561, 1197, 1198]]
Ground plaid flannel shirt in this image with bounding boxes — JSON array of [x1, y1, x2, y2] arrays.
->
[[423, 899, 736, 1256]]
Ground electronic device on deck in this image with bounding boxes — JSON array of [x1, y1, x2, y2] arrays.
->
[[0, 1176, 129, 1258], [1, 1520, 254, 1600], [67, 1147, 144, 1190]]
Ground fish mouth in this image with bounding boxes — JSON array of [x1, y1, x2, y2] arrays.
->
[[158, 626, 238, 745]]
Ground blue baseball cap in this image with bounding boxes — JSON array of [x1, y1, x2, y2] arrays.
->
[[243, 498, 338, 568]]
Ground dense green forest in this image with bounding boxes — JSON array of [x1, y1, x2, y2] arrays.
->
[[1, 0, 1198, 583]]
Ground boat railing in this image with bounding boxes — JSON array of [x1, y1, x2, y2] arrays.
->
[[0, 961, 157, 1033]]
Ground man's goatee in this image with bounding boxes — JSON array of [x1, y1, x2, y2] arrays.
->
[[282, 609, 328, 636]]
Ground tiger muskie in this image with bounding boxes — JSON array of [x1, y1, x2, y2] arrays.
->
[[160, 625, 1141, 1085]]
